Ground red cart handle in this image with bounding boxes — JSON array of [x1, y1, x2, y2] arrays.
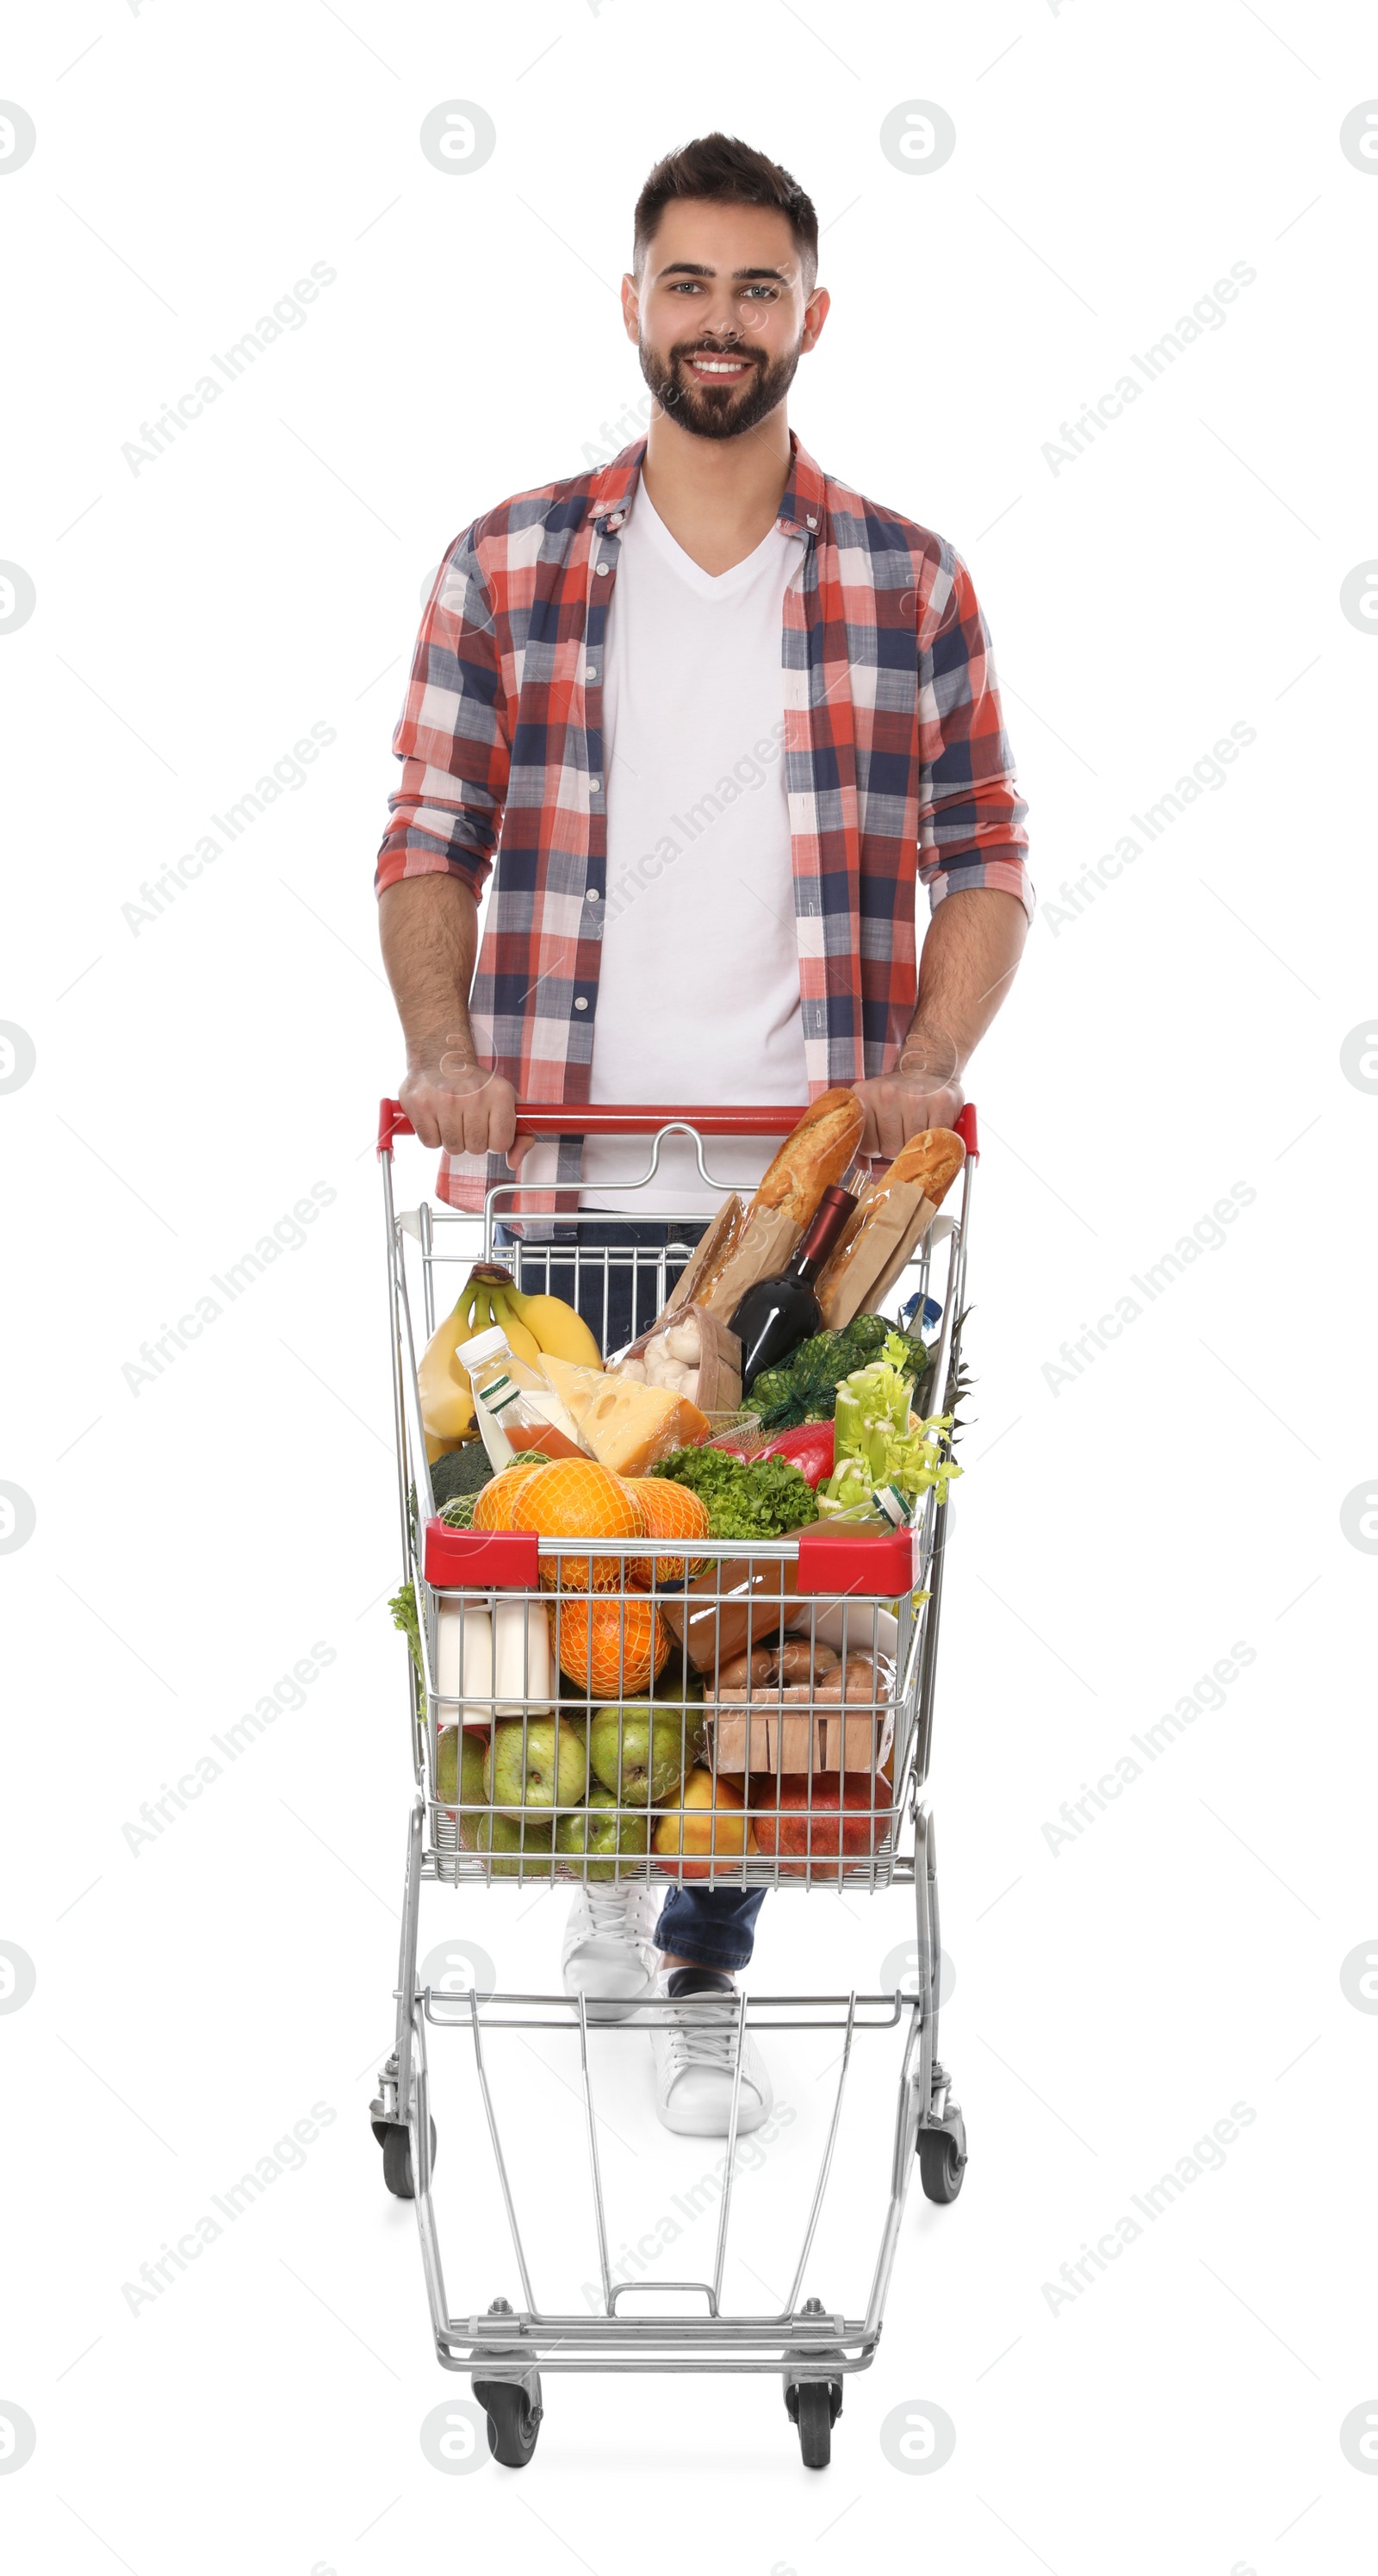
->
[[955, 1103, 978, 1160], [379, 1098, 807, 1154], [378, 1097, 981, 1155]]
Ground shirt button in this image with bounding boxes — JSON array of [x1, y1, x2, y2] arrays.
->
[[806, 513, 818, 530], [584, 662, 598, 681], [574, 996, 589, 1011], [589, 775, 602, 796], [596, 562, 611, 576], [586, 887, 600, 902]]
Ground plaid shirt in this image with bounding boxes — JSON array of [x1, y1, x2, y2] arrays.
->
[[376, 434, 1030, 1211]]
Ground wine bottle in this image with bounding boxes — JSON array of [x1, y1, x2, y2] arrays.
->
[[729, 1185, 857, 1388]]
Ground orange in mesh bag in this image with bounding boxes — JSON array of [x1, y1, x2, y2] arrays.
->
[[513, 1459, 646, 1592], [624, 1478, 712, 1587], [470, 1457, 550, 1532], [553, 1595, 671, 1696]]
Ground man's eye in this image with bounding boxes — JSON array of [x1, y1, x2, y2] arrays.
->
[[742, 285, 779, 302]]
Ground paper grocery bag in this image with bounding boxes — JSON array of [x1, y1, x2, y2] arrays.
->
[[697, 1204, 799, 1326], [658, 1195, 745, 1325], [816, 1185, 939, 1328]]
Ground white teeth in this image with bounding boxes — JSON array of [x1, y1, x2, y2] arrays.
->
[[695, 359, 744, 373]]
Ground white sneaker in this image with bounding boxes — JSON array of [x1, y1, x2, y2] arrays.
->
[[561, 1882, 664, 2021], [649, 1967, 773, 2137]]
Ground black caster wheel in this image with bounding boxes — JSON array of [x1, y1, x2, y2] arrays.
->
[[785, 2378, 842, 2469], [917, 2113, 966, 2204], [380, 2117, 438, 2200], [473, 2378, 542, 2467]]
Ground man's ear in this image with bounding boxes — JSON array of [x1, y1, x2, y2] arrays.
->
[[800, 285, 831, 354], [620, 272, 641, 345]]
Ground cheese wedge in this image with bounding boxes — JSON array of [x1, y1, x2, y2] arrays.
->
[[539, 1353, 709, 1478]]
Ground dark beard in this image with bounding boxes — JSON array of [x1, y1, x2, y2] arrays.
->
[[637, 333, 802, 442]]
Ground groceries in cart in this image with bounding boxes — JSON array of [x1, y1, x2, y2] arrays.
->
[[416, 1258, 603, 1458], [396, 1092, 968, 1884]]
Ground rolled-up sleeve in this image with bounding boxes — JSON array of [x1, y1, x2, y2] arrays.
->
[[916, 548, 1033, 921], [374, 526, 509, 901]]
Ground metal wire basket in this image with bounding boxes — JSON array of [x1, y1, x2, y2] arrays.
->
[[370, 1100, 978, 2468]]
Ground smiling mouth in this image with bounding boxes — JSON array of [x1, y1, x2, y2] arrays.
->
[[682, 349, 755, 380]]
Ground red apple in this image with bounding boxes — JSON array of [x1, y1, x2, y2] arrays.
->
[[748, 1773, 882, 1877]]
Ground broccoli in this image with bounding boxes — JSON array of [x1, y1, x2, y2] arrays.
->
[[842, 1312, 891, 1363], [744, 1313, 926, 1426], [744, 1365, 795, 1427], [429, 1442, 499, 1508]]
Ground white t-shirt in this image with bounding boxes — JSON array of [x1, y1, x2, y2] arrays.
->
[[576, 486, 810, 1213]]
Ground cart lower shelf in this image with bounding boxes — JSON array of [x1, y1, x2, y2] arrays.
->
[[369, 1806, 966, 2468]]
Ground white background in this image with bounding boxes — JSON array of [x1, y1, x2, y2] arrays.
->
[[3, 2, 1377, 2569]]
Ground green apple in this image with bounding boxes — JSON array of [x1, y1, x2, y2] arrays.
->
[[436, 1727, 487, 1806], [485, 1717, 588, 1818], [437, 1728, 488, 1849], [587, 1703, 705, 1807], [474, 1810, 556, 1878], [555, 1786, 651, 1882]]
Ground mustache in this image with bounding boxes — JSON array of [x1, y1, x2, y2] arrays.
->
[[670, 339, 763, 368]]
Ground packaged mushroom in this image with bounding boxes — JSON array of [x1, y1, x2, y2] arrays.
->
[[615, 1302, 742, 1414], [706, 1643, 896, 1775]]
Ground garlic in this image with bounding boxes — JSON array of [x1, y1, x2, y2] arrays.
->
[[618, 1358, 649, 1384], [662, 1320, 701, 1366]]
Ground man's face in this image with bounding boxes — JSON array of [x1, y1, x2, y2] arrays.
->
[[622, 201, 829, 442]]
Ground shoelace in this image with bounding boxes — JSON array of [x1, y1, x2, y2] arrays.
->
[[584, 1884, 636, 1940], [661, 2000, 742, 2080]]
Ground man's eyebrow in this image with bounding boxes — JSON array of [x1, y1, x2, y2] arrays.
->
[[655, 260, 791, 281]]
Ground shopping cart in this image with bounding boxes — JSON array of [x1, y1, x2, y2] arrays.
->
[[370, 1101, 977, 2469]]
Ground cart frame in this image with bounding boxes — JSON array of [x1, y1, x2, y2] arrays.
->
[[370, 1102, 976, 2463]]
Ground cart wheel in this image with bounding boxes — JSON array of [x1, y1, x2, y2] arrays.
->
[[785, 2379, 841, 2469], [381, 2117, 438, 2200], [474, 2378, 542, 2467], [917, 2114, 966, 2204]]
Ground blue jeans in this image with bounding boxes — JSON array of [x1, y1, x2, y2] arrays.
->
[[497, 1217, 765, 1971], [653, 1887, 765, 1972]]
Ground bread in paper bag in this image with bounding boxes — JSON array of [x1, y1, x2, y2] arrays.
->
[[698, 1091, 866, 1322], [655, 1195, 747, 1327], [816, 1128, 965, 1328]]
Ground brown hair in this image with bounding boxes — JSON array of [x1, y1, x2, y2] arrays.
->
[[633, 133, 818, 282]]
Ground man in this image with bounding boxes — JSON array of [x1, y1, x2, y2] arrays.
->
[[377, 133, 1031, 2138]]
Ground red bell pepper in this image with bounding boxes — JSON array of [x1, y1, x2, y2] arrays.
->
[[745, 1422, 835, 1488]]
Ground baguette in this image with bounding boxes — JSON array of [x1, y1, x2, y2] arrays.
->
[[885, 1128, 966, 1204], [748, 1089, 866, 1228]]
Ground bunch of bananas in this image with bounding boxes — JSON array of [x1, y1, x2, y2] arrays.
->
[[419, 1264, 602, 1451]]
